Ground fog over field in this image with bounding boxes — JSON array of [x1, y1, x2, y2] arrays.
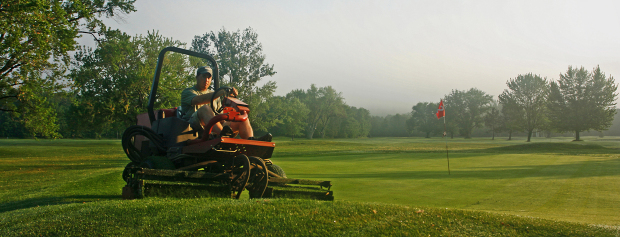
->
[[81, 0, 620, 115]]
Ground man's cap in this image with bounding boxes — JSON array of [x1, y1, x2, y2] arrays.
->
[[196, 66, 213, 76]]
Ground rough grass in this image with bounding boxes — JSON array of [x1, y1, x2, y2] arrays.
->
[[1, 199, 616, 236], [0, 137, 619, 236]]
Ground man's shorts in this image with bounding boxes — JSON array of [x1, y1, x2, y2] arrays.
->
[[188, 112, 204, 134], [188, 109, 231, 135]]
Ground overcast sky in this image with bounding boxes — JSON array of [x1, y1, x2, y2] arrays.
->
[[80, 0, 620, 115]]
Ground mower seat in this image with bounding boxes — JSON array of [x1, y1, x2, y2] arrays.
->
[[151, 116, 197, 149], [136, 107, 197, 150]]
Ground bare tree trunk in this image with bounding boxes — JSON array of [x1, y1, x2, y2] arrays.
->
[[464, 130, 471, 139], [319, 117, 331, 139], [306, 124, 316, 139], [575, 130, 580, 141], [508, 129, 512, 140], [527, 129, 533, 142]]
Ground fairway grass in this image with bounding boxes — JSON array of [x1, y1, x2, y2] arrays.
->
[[271, 137, 620, 226], [0, 137, 619, 235]]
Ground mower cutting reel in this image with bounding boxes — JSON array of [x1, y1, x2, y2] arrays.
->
[[121, 47, 333, 200]]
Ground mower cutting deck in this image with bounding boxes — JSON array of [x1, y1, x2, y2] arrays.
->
[[120, 47, 333, 200]]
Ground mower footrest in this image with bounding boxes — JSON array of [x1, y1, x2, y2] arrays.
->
[[143, 182, 231, 198], [136, 168, 231, 184], [263, 186, 334, 201], [264, 177, 333, 201], [268, 177, 331, 189]]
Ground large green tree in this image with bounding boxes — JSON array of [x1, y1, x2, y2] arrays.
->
[[548, 66, 618, 141], [406, 102, 441, 138], [323, 105, 371, 138], [252, 95, 309, 137], [274, 96, 309, 140], [369, 114, 411, 137], [1, 0, 136, 137], [483, 102, 503, 140], [287, 85, 345, 139], [344, 106, 371, 138], [498, 73, 549, 142], [444, 88, 493, 138], [499, 98, 520, 140], [70, 30, 191, 138], [191, 27, 277, 131]]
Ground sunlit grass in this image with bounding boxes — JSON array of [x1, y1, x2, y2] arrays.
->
[[0, 137, 619, 236], [1, 198, 617, 236]]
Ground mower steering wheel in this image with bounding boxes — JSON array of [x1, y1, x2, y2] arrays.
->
[[210, 86, 235, 115]]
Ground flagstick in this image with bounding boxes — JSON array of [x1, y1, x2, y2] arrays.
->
[[443, 115, 450, 175]]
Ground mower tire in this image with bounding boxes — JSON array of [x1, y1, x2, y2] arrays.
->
[[267, 164, 287, 178], [122, 162, 139, 182]]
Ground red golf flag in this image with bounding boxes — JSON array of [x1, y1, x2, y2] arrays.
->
[[436, 100, 445, 119]]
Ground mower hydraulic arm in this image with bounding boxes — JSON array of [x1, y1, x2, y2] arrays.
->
[[201, 97, 250, 140], [201, 109, 248, 140]]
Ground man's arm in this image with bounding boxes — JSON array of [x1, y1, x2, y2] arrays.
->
[[190, 88, 239, 106], [191, 92, 216, 106]]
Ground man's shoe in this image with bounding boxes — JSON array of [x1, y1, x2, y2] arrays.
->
[[249, 133, 272, 142], [259, 133, 273, 142]]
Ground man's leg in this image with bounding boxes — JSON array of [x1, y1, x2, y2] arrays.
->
[[196, 105, 223, 135], [197, 105, 253, 139], [230, 119, 253, 139]]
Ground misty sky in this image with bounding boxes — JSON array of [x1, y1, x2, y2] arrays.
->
[[80, 0, 620, 115]]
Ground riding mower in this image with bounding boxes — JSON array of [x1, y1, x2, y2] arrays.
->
[[121, 47, 333, 200]]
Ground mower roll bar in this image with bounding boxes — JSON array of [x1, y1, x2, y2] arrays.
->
[[147, 47, 220, 125]]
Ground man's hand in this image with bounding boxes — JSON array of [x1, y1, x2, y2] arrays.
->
[[212, 87, 239, 101], [192, 87, 239, 106], [230, 88, 238, 97], [213, 89, 227, 99]]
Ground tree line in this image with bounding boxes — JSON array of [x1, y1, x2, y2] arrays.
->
[[401, 69, 618, 141], [1, 1, 617, 141], [0, 28, 372, 139], [0, 1, 369, 139]]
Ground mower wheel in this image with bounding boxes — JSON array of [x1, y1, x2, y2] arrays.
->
[[247, 156, 269, 198], [267, 164, 287, 178], [230, 154, 250, 199], [139, 160, 155, 169], [122, 162, 139, 182]]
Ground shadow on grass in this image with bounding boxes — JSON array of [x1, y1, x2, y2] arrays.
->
[[0, 159, 128, 172], [278, 142, 620, 161], [294, 157, 620, 180], [0, 139, 120, 147], [464, 142, 620, 155], [0, 195, 121, 213]]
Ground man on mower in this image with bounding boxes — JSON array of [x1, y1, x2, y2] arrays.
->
[[180, 66, 272, 141]]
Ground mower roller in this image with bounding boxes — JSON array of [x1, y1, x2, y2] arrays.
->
[[121, 47, 333, 200]]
